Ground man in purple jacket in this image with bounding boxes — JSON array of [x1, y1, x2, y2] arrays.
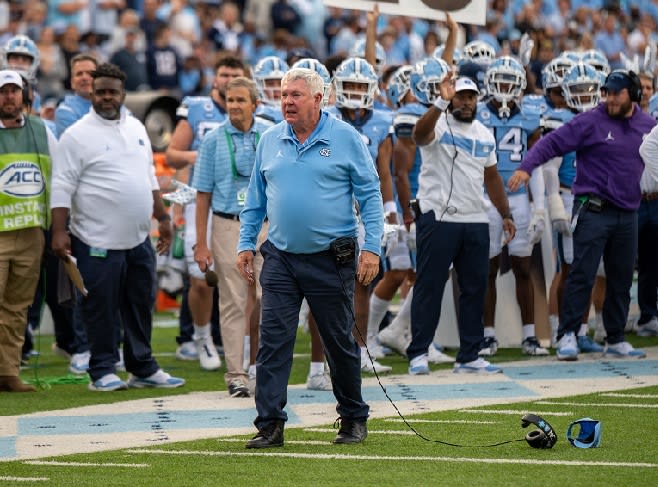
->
[[509, 70, 656, 361]]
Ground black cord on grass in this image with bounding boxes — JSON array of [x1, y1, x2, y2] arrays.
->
[[335, 260, 525, 448]]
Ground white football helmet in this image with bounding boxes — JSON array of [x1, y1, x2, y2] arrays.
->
[[291, 58, 332, 107], [253, 56, 289, 105], [333, 57, 379, 110], [1, 35, 40, 82], [462, 40, 496, 66], [409, 57, 450, 105], [562, 62, 601, 112]]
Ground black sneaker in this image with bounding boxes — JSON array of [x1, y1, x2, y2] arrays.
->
[[478, 336, 498, 356], [228, 380, 250, 398], [246, 419, 284, 449], [333, 417, 368, 444]]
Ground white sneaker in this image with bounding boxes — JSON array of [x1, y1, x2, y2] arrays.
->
[[637, 317, 658, 337], [408, 354, 430, 375], [175, 341, 199, 361], [378, 325, 410, 357], [88, 373, 127, 392], [556, 332, 578, 361], [361, 349, 392, 374], [453, 358, 502, 374], [603, 341, 646, 359], [306, 370, 332, 391], [127, 369, 185, 388], [69, 351, 90, 375], [195, 335, 221, 371], [427, 343, 455, 363]]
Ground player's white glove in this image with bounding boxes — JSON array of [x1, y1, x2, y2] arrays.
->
[[519, 33, 534, 67], [547, 193, 571, 236], [162, 180, 197, 205], [527, 208, 545, 245], [382, 223, 400, 257], [406, 223, 416, 252]]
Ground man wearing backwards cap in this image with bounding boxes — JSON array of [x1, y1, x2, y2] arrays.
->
[[407, 74, 515, 375], [509, 69, 657, 361], [0, 70, 57, 392]]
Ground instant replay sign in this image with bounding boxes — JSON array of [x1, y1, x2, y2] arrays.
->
[[323, 0, 486, 25]]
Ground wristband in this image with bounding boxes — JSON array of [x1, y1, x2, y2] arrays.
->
[[433, 97, 450, 111], [157, 213, 171, 223], [383, 200, 397, 215], [502, 212, 514, 222]]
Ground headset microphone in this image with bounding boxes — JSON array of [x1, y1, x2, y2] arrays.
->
[[205, 269, 218, 287], [451, 108, 463, 117]]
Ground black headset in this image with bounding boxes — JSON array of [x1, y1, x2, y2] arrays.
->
[[605, 70, 642, 103], [521, 413, 558, 449], [627, 70, 643, 103]]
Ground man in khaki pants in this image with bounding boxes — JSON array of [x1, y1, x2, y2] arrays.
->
[[193, 77, 270, 397], [0, 70, 56, 392]]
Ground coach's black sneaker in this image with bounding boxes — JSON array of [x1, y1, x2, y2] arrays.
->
[[246, 420, 284, 449], [333, 417, 368, 444]]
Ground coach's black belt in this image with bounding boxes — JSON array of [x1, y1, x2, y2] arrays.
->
[[213, 211, 239, 221]]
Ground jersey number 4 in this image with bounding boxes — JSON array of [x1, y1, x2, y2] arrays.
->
[[498, 127, 524, 162]]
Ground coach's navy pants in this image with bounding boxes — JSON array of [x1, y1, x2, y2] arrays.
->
[[408, 212, 489, 364], [254, 240, 368, 431], [73, 236, 160, 381], [558, 201, 637, 344]]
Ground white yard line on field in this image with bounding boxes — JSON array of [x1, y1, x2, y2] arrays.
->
[[0, 477, 48, 482], [22, 461, 150, 468], [459, 409, 574, 416], [535, 401, 658, 408], [385, 419, 498, 424], [126, 448, 658, 468], [599, 393, 658, 399]]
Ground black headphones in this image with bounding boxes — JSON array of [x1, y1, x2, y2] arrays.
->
[[521, 413, 558, 449], [627, 70, 643, 103]]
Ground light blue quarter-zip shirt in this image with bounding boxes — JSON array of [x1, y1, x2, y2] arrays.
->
[[238, 110, 384, 255]]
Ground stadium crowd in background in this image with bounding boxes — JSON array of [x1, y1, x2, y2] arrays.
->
[[1, 0, 658, 399]]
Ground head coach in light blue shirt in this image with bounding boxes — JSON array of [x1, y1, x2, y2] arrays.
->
[[237, 67, 384, 449]]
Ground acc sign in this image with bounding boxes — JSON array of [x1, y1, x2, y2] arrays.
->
[[0, 161, 45, 197], [323, 0, 485, 25]]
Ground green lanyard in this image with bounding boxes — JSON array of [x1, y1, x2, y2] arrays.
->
[[224, 129, 260, 181]]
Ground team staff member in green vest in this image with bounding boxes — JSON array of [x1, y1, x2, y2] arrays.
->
[[0, 70, 56, 392]]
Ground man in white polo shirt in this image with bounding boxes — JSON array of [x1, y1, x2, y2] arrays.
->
[[51, 63, 185, 392], [407, 75, 516, 375]]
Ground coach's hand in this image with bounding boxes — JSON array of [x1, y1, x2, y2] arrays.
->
[[237, 250, 256, 286], [357, 250, 380, 286], [508, 169, 530, 192]]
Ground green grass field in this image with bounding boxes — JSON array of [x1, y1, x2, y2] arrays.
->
[[2, 318, 658, 486]]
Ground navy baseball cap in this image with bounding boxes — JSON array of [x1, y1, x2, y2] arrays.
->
[[602, 70, 633, 93]]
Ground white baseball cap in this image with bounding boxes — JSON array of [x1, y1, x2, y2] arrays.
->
[[454, 76, 479, 95], [0, 70, 23, 89]]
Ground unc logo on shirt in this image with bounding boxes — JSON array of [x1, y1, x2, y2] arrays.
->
[[319, 148, 331, 157], [0, 161, 45, 197]]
